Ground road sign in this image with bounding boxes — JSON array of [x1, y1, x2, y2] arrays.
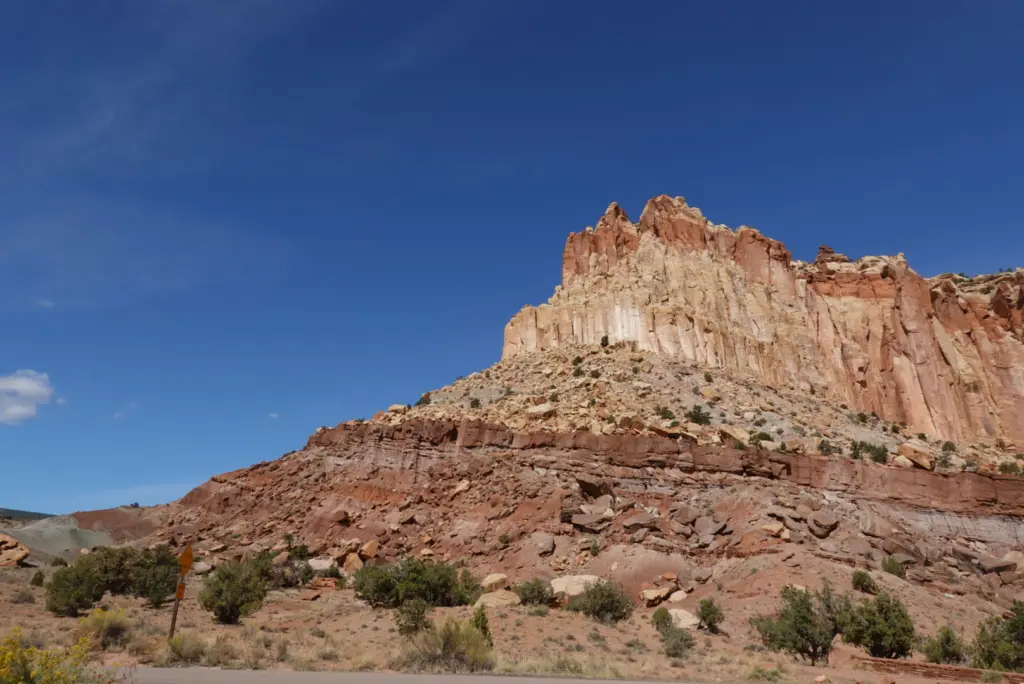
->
[[178, 544, 194, 575], [175, 583, 185, 600]]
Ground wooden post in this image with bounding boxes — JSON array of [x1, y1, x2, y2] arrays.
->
[[168, 574, 185, 640]]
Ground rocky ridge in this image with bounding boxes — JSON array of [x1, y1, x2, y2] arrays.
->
[[503, 196, 1024, 445]]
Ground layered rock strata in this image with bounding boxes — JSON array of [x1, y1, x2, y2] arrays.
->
[[503, 196, 1024, 443]]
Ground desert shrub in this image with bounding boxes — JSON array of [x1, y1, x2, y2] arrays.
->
[[698, 598, 724, 633], [656, 406, 676, 420], [414, 393, 431, 407], [748, 666, 785, 681], [936, 451, 953, 470], [566, 579, 633, 624], [50, 557, 68, 567], [472, 606, 493, 646], [250, 551, 313, 589], [393, 618, 494, 673], [704, 371, 713, 383], [750, 432, 773, 446], [203, 636, 238, 667], [651, 606, 673, 634], [923, 624, 966, 665], [29, 571, 45, 587], [942, 441, 957, 453], [751, 582, 850, 665], [45, 562, 105, 617], [198, 558, 268, 624], [573, 367, 584, 377], [589, 370, 600, 379], [127, 546, 179, 608], [353, 558, 480, 608], [842, 592, 915, 659], [287, 544, 312, 561], [512, 579, 552, 606], [970, 600, 1024, 672], [600, 335, 609, 347], [851, 570, 878, 594], [882, 556, 906, 578], [851, 441, 888, 463], [685, 405, 712, 426], [470, 398, 481, 409], [661, 626, 695, 657], [999, 462, 1022, 476], [10, 588, 34, 604], [79, 608, 131, 651], [396, 598, 433, 635], [165, 632, 207, 664], [572, 356, 583, 366], [818, 439, 838, 456], [0, 629, 124, 684], [80, 546, 138, 596]]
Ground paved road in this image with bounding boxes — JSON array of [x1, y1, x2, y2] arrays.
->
[[133, 669, 668, 684]]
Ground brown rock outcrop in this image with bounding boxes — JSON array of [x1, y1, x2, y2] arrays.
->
[[0, 533, 30, 567], [503, 196, 1024, 443]]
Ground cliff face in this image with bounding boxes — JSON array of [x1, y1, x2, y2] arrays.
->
[[503, 196, 1024, 444]]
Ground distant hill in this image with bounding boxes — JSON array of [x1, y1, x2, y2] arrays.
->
[[0, 507, 53, 522]]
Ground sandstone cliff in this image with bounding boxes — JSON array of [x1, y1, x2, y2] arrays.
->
[[503, 196, 1024, 444]]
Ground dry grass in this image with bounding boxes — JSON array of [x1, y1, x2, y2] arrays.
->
[[496, 652, 626, 678]]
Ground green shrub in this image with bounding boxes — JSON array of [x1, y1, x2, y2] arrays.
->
[[999, 462, 1022, 476], [942, 441, 957, 453], [573, 367, 584, 377], [126, 546, 179, 608], [572, 356, 583, 366], [851, 570, 878, 594], [469, 398, 481, 409], [704, 372, 713, 383], [970, 601, 1024, 672], [166, 632, 207, 664], [353, 558, 480, 608], [396, 598, 433, 635], [512, 579, 552, 606], [819, 440, 839, 457], [589, 370, 601, 379], [851, 441, 888, 463], [29, 571, 45, 588], [50, 557, 68, 568], [79, 608, 131, 651], [651, 606, 673, 634], [45, 562, 105, 617], [661, 626, 695, 657], [393, 618, 494, 673], [198, 559, 268, 624], [251, 552, 313, 589], [656, 406, 676, 420], [471, 606, 493, 646], [600, 335, 609, 347], [748, 666, 785, 681], [751, 582, 850, 665], [882, 556, 906, 578], [79, 546, 137, 596], [923, 624, 966, 665], [685, 405, 712, 426], [842, 592, 915, 659], [10, 588, 34, 605], [566, 579, 633, 624], [288, 544, 312, 561], [698, 598, 724, 633]]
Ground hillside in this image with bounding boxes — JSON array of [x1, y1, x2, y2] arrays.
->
[[4, 194, 1023, 681]]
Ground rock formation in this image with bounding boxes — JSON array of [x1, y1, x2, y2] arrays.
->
[[503, 196, 1024, 444]]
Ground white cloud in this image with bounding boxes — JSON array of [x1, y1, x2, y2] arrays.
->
[[0, 370, 54, 425], [112, 401, 138, 420], [268, 412, 279, 420], [35, 298, 55, 309]]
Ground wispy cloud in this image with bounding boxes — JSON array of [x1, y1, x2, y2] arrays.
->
[[268, 412, 279, 420], [34, 298, 55, 309], [112, 401, 139, 421], [0, 370, 54, 425]]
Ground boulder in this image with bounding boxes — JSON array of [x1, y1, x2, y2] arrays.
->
[[308, 558, 337, 573], [694, 517, 725, 536], [482, 573, 509, 591], [359, 539, 379, 560], [669, 608, 700, 630], [891, 455, 915, 469], [808, 510, 840, 539], [979, 556, 1018, 574], [622, 511, 659, 531], [761, 522, 785, 537], [526, 403, 556, 418], [575, 474, 611, 499], [192, 561, 214, 576], [475, 590, 521, 608], [342, 552, 364, 573], [387, 404, 409, 414], [898, 440, 935, 470], [531, 532, 556, 556], [859, 511, 894, 539], [719, 425, 750, 446], [572, 513, 610, 533], [667, 590, 687, 604], [640, 585, 673, 606], [550, 575, 600, 600], [0, 534, 29, 567], [670, 503, 699, 525]]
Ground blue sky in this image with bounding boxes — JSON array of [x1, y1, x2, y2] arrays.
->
[[2, 1, 1022, 514]]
